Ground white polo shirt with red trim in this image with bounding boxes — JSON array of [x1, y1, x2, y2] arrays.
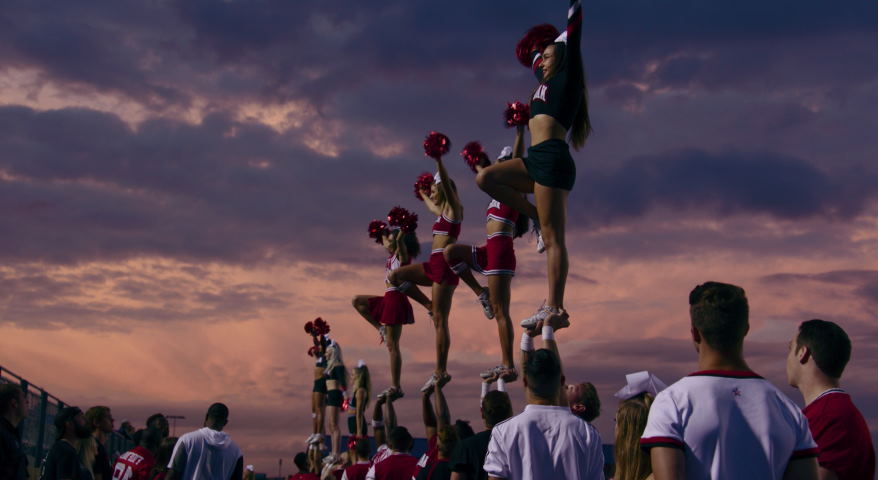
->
[[640, 370, 817, 480], [484, 404, 604, 480]]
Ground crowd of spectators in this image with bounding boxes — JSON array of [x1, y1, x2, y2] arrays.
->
[[1, 281, 874, 480], [289, 282, 875, 480]]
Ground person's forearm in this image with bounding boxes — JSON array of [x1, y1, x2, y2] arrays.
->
[[541, 324, 562, 377], [422, 393, 437, 428], [436, 387, 450, 429], [512, 127, 525, 159], [386, 400, 397, 430]]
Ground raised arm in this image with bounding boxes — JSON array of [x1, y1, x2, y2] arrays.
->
[[385, 396, 398, 432], [372, 396, 387, 447], [520, 318, 564, 403], [422, 389, 438, 440], [520, 329, 534, 376], [420, 188, 444, 216], [434, 158, 462, 218], [512, 125, 526, 160], [563, 0, 582, 57], [435, 384, 450, 431], [392, 229, 410, 264], [541, 317, 563, 378]]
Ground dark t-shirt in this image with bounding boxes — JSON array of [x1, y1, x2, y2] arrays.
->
[[41, 440, 93, 480], [94, 442, 112, 480], [450, 430, 491, 480], [0, 417, 28, 480], [415, 459, 450, 480]]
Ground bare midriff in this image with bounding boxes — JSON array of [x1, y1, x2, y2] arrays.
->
[[529, 114, 567, 145], [431, 234, 455, 251], [486, 218, 515, 236]]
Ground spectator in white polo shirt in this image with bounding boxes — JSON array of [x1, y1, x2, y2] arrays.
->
[[641, 281, 818, 480], [483, 339, 603, 480]]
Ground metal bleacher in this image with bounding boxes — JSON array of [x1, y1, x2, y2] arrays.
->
[[0, 364, 67, 478]]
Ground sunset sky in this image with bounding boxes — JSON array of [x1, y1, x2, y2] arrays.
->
[[1, 0, 877, 475]]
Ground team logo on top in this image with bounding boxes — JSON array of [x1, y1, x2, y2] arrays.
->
[[732, 387, 742, 398], [533, 84, 548, 102]]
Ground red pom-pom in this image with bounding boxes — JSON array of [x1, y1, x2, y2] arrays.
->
[[313, 317, 330, 336], [423, 131, 451, 160], [414, 172, 434, 201], [368, 220, 388, 244], [387, 206, 419, 233], [461, 141, 490, 173], [307, 345, 318, 357], [505, 101, 531, 128], [304, 321, 314, 335], [516, 24, 560, 68]]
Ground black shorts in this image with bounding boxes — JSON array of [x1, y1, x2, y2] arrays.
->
[[313, 377, 327, 394], [347, 415, 368, 435], [326, 389, 343, 407], [524, 139, 576, 190]]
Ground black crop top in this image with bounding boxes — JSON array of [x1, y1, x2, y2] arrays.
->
[[528, 0, 583, 131], [328, 365, 347, 388]]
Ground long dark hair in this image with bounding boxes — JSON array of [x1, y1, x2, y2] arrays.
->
[[149, 436, 178, 480], [542, 43, 592, 150], [514, 214, 530, 239], [570, 84, 592, 150], [402, 232, 420, 258]]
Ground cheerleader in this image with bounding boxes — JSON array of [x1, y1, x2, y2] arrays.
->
[[444, 129, 529, 382], [476, 0, 591, 330], [347, 362, 371, 439], [352, 214, 421, 399], [324, 340, 349, 463], [388, 149, 463, 392], [306, 335, 329, 447]]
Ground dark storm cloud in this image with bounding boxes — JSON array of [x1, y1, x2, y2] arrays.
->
[[3, 0, 877, 114], [3, 104, 877, 267], [574, 148, 878, 227], [762, 269, 878, 307], [0, 105, 421, 265]]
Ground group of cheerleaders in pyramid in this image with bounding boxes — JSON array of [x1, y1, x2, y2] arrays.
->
[[305, 0, 591, 459]]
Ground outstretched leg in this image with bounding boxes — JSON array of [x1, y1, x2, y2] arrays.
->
[[535, 184, 569, 310], [476, 159, 539, 220], [388, 263, 433, 312], [444, 244, 485, 297], [352, 295, 381, 330]]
